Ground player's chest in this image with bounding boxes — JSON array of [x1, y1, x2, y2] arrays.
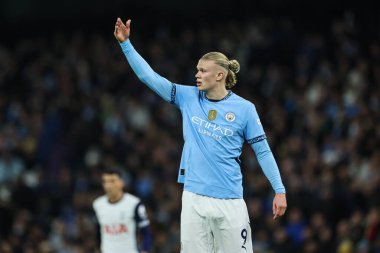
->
[[187, 102, 244, 138], [97, 205, 134, 225]]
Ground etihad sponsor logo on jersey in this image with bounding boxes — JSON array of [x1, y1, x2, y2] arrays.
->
[[191, 116, 233, 141], [103, 224, 128, 235]]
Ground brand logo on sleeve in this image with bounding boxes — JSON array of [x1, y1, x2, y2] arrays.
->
[[208, 110, 217, 121]]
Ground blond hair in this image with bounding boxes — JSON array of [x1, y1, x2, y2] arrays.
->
[[201, 52, 240, 89]]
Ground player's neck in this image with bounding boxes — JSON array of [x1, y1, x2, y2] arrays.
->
[[108, 192, 124, 203], [205, 86, 228, 101]]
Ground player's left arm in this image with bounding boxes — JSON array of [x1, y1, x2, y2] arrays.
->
[[139, 226, 153, 253], [244, 104, 287, 220], [92, 201, 101, 250], [250, 140, 287, 220], [135, 202, 153, 252]]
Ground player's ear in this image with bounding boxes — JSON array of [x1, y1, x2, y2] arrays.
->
[[216, 71, 224, 81]]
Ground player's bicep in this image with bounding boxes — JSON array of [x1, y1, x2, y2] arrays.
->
[[173, 84, 197, 109], [244, 104, 266, 142], [134, 202, 150, 228]]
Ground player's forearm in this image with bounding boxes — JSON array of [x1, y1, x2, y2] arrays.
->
[[251, 140, 286, 194], [119, 40, 173, 102], [140, 226, 153, 252]]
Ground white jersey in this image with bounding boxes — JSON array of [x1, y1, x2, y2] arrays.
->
[[93, 193, 150, 253]]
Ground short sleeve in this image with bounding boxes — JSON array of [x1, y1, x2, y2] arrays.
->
[[134, 202, 150, 228], [92, 199, 98, 212]]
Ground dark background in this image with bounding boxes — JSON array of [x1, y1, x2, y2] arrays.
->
[[1, 0, 379, 38], [0, 0, 380, 253]]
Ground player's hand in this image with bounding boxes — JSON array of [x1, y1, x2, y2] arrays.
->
[[114, 18, 131, 43], [273, 193, 287, 220]]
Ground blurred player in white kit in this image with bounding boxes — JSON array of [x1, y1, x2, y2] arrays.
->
[[93, 168, 152, 253]]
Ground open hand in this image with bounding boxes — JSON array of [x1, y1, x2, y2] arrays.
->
[[114, 18, 131, 43]]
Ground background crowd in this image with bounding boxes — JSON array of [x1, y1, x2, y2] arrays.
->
[[0, 2, 379, 253]]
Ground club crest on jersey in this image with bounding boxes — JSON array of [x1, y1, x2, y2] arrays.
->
[[208, 110, 217, 121], [225, 112, 235, 122]]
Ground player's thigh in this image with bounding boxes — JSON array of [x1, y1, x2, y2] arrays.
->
[[181, 191, 214, 253], [213, 200, 253, 253], [214, 223, 253, 253]]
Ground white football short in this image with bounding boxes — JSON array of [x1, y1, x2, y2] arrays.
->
[[180, 190, 253, 253]]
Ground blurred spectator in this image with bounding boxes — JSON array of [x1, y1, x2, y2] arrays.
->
[[0, 12, 379, 253]]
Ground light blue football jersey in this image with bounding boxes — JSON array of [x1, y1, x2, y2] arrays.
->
[[173, 85, 266, 198], [120, 40, 285, 199]]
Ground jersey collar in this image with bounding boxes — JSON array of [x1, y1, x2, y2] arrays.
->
[[203, 90, 233, 102], [107, 193, 124, 204]]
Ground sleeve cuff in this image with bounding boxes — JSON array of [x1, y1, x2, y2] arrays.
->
[[275, 188, 286, 194], [119, 39, 133, 51]]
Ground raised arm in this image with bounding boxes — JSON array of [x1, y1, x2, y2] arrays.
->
[[114, 18, 175, 103]]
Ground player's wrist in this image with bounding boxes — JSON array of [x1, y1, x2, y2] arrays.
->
[[274, 187, 286, 195], [119, 38, 130, 45], [118, 37, 129, 43]]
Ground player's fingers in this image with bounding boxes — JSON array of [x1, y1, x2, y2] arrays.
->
[[114, 22, 119, 32], [277, 205, 286, 216], [272, 206, 283, 220], [126, 19, 131, 28], [115, 18, 121, 27], [281, 205, 287, 215], [273, 204, 279, 219], [116, 19, 125, 29]]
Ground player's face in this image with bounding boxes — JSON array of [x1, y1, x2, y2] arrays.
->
[[102, 174, 124, 197], [195, 60, 226, 91]]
